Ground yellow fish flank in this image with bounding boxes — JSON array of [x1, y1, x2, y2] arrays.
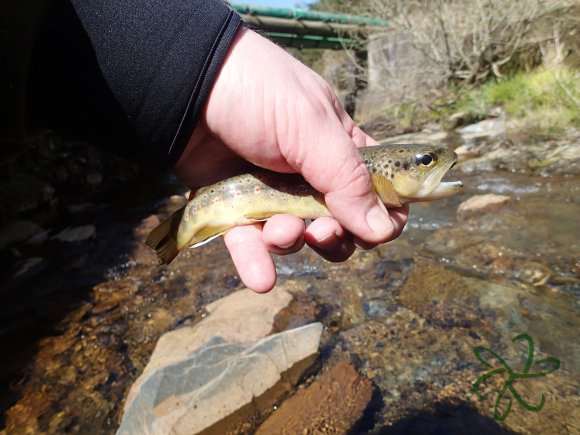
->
[[146, 144, 463, 264]]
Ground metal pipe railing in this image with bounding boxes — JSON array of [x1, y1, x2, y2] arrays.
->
[[232, 4, 388, 27], [232, 4, 388, 49]]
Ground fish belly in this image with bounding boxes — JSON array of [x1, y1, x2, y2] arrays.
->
[[180, 181, 331, 248]]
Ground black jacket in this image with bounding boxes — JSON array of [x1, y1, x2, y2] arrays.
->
[[0, 0, 242, 168]]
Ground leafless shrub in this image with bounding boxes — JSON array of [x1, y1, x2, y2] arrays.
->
[[364, 0, 576, 84]]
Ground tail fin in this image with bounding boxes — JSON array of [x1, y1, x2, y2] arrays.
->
[[145, 206, 186, 264]]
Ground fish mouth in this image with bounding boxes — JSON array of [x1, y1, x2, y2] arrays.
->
[[429, 179, 464, 199], [414, 156, 463, 200]]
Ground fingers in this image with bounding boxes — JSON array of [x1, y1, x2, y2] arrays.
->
[[279, 91, 396, 247], [223, 207, 408, 293], [224, 225, 276, 294], [387, 205, 409, 239], [304, 217, 355, 262], [300, 136, 397, 245], [223, 216, 305, 293], [262, 214, 305, 255], [352, 204, 408, 249]]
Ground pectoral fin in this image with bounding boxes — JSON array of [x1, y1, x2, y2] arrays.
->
[[243, 212, 272, 222], [371, 173, 402, 208], [189, 225, 232, 248]]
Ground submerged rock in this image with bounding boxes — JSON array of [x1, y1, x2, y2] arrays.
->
[[127, 288, 293, 394], [14, 257, 44, 278], [0, 220, 43, 249], [457, 194, 514, 221], [52, 225, 96, 242], [117, 322, 323, 435], [255, 359, 374, 434], [119, 288, 297, 434]]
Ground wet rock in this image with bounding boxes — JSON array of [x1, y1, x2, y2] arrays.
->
[[124, 288, 293, 408], [0, 220, 43, 249], [255, 359, 374, 435], [157, 194, 188, 216], [91, 279, 139, 315], [25, 229, 51, 245], [458, 132, 580, 175], [67, 202, 95, 214], [52, 225, 96, 242], [272, 292, 320, 334], [338, 314, 479, 426], [14, 257, 44, 278], [457, 194, 514, 221], [398, 258, 493, 330], [456, 118, 506, 141], [117, 323, 323, 435], [133, 214, 161, 240], [168, 194, 187, 208], [444, 111, 481, 129], [518, 261, 552, 286], [454, 143, 482, 162], [131, 215, 162, 263]]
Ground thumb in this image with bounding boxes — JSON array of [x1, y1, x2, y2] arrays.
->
[[291, 124, 396, 245], [325, 145, 396, 245], [328, 168, 395, 244]]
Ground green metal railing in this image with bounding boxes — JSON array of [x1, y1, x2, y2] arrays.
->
[[232, 4, 388, 49], [232, 5, 388, 26]]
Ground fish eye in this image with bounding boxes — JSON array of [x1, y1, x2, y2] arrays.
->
[[418, 153, 435, 166]]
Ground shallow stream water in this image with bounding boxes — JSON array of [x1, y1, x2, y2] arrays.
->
[[1, 164, 578, 433]]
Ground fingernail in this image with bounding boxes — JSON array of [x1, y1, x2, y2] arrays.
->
[[278, 241, 296, 249], [366, 206, 393, 237], [312, 232, 339, 250]]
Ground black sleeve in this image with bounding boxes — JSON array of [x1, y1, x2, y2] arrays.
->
[[27, 0, 242, 169]]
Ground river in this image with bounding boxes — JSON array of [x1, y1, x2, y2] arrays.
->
[[1, 139, 578, 433]]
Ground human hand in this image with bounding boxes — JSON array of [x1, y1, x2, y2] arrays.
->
[[174, 28, 408, 293]]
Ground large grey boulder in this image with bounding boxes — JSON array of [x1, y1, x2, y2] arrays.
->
[[126, 288, 293, 402], [117, 322, 323, 435], [118, 288, 323, 435]]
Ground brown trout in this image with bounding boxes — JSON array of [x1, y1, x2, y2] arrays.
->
[[146, 144, 463, 264]]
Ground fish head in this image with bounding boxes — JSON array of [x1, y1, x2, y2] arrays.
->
[[365, 144, 463, 202], [391, 144, 462, 201]]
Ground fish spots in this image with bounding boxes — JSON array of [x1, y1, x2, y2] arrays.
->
[[254, 186, 262, 194], [394, 161, 401, 168], [403, 162, 410, 170]]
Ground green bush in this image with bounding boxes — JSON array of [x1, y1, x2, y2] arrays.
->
[[457, 67, 580, 134]]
